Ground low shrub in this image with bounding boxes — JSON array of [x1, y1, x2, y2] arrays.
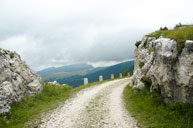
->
[[135, 41, 142, 48], [159, 26, 168, 31]]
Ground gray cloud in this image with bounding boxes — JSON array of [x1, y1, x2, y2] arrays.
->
[[0, 0, 193, 71]]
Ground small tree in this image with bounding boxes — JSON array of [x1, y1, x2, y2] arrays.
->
[[160, 26, 168, 31], [135, 41, 141, 48], [174, 22, 182, 29], [163, 26, 168, 30], [159, 27, 163, 31]]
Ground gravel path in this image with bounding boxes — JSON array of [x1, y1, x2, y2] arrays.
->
[[40, 78, 138, 128]]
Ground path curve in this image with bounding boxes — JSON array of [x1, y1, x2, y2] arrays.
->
[[40, 78, 137, 128]]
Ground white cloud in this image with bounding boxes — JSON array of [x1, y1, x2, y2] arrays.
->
[[0, 0, 193, 71]]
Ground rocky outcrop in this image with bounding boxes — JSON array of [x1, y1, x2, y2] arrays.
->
[[47, 81, 66, 86], [132, 36, 193, 104], [0, 48, 42, 114]]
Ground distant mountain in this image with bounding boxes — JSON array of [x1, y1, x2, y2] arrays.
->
[[37, 63, 94, 82], [83, 60, 134, 82], [37, 63, 93, 76], [57, 60, 134, 87], [87, 67, 107, 74], [38, 60, 134, 88]]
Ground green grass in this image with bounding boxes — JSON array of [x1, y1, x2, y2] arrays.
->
[[0, 84, 73, 128], [0, 79, 116, 128], [123, 85, 193, 128], [148, 25, 193, 53]]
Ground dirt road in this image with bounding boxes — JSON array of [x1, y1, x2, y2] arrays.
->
[[40, 78, 137, 128]]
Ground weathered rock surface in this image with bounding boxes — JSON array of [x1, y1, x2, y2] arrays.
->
[[48, 81, 59, 85], [0, 48, 42, 114], [47, 81, 66, 86], [132, 36, 193, 104]]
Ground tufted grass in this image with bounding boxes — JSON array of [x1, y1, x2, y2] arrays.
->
[[148, 25, 193, 53], [0, 78, 118, 128], [123, 85, 193, 128]]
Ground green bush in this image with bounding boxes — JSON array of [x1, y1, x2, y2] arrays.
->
[[143, 38, 149, 48], [135, 41, 142, 48], [174, 23, 183, 29], [159, 26, 168, 31]]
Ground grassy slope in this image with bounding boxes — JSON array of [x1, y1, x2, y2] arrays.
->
[[0, 79, 117, 128], [123, 85, 193, 128], [148, 25, 193, 53]]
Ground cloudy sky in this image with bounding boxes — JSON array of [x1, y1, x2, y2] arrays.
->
[[0, 0, 192, 71]]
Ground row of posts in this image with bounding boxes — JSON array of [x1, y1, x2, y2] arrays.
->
[[84, 72, 130, 85]]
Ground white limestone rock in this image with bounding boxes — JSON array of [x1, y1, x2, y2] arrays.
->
[[48, 81, 60, 86], [0, 48, 42, 114], [132, 37, 193, 104]]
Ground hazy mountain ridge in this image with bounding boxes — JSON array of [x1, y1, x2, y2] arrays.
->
[[38, 60, 134, 87], [38, 63, 93, 76]]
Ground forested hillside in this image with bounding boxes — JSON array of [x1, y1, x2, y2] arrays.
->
[[38, 61, 134, 87]]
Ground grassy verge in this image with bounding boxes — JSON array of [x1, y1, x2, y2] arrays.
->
[[148, 25, 193, 53], [0, 78, 118, 128], [123, 85, 193, 128]]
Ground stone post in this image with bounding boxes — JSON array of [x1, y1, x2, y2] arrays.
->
[[119, 73, 122, 78], [99, 75, 103, 81], [84, 78, 88, 85], [128, 72, 130, 77], [111, 74, 114, 79]]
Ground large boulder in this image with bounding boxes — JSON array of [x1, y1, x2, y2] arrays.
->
[[0, 48, 42, 114], [132, 36, 193, 104]]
